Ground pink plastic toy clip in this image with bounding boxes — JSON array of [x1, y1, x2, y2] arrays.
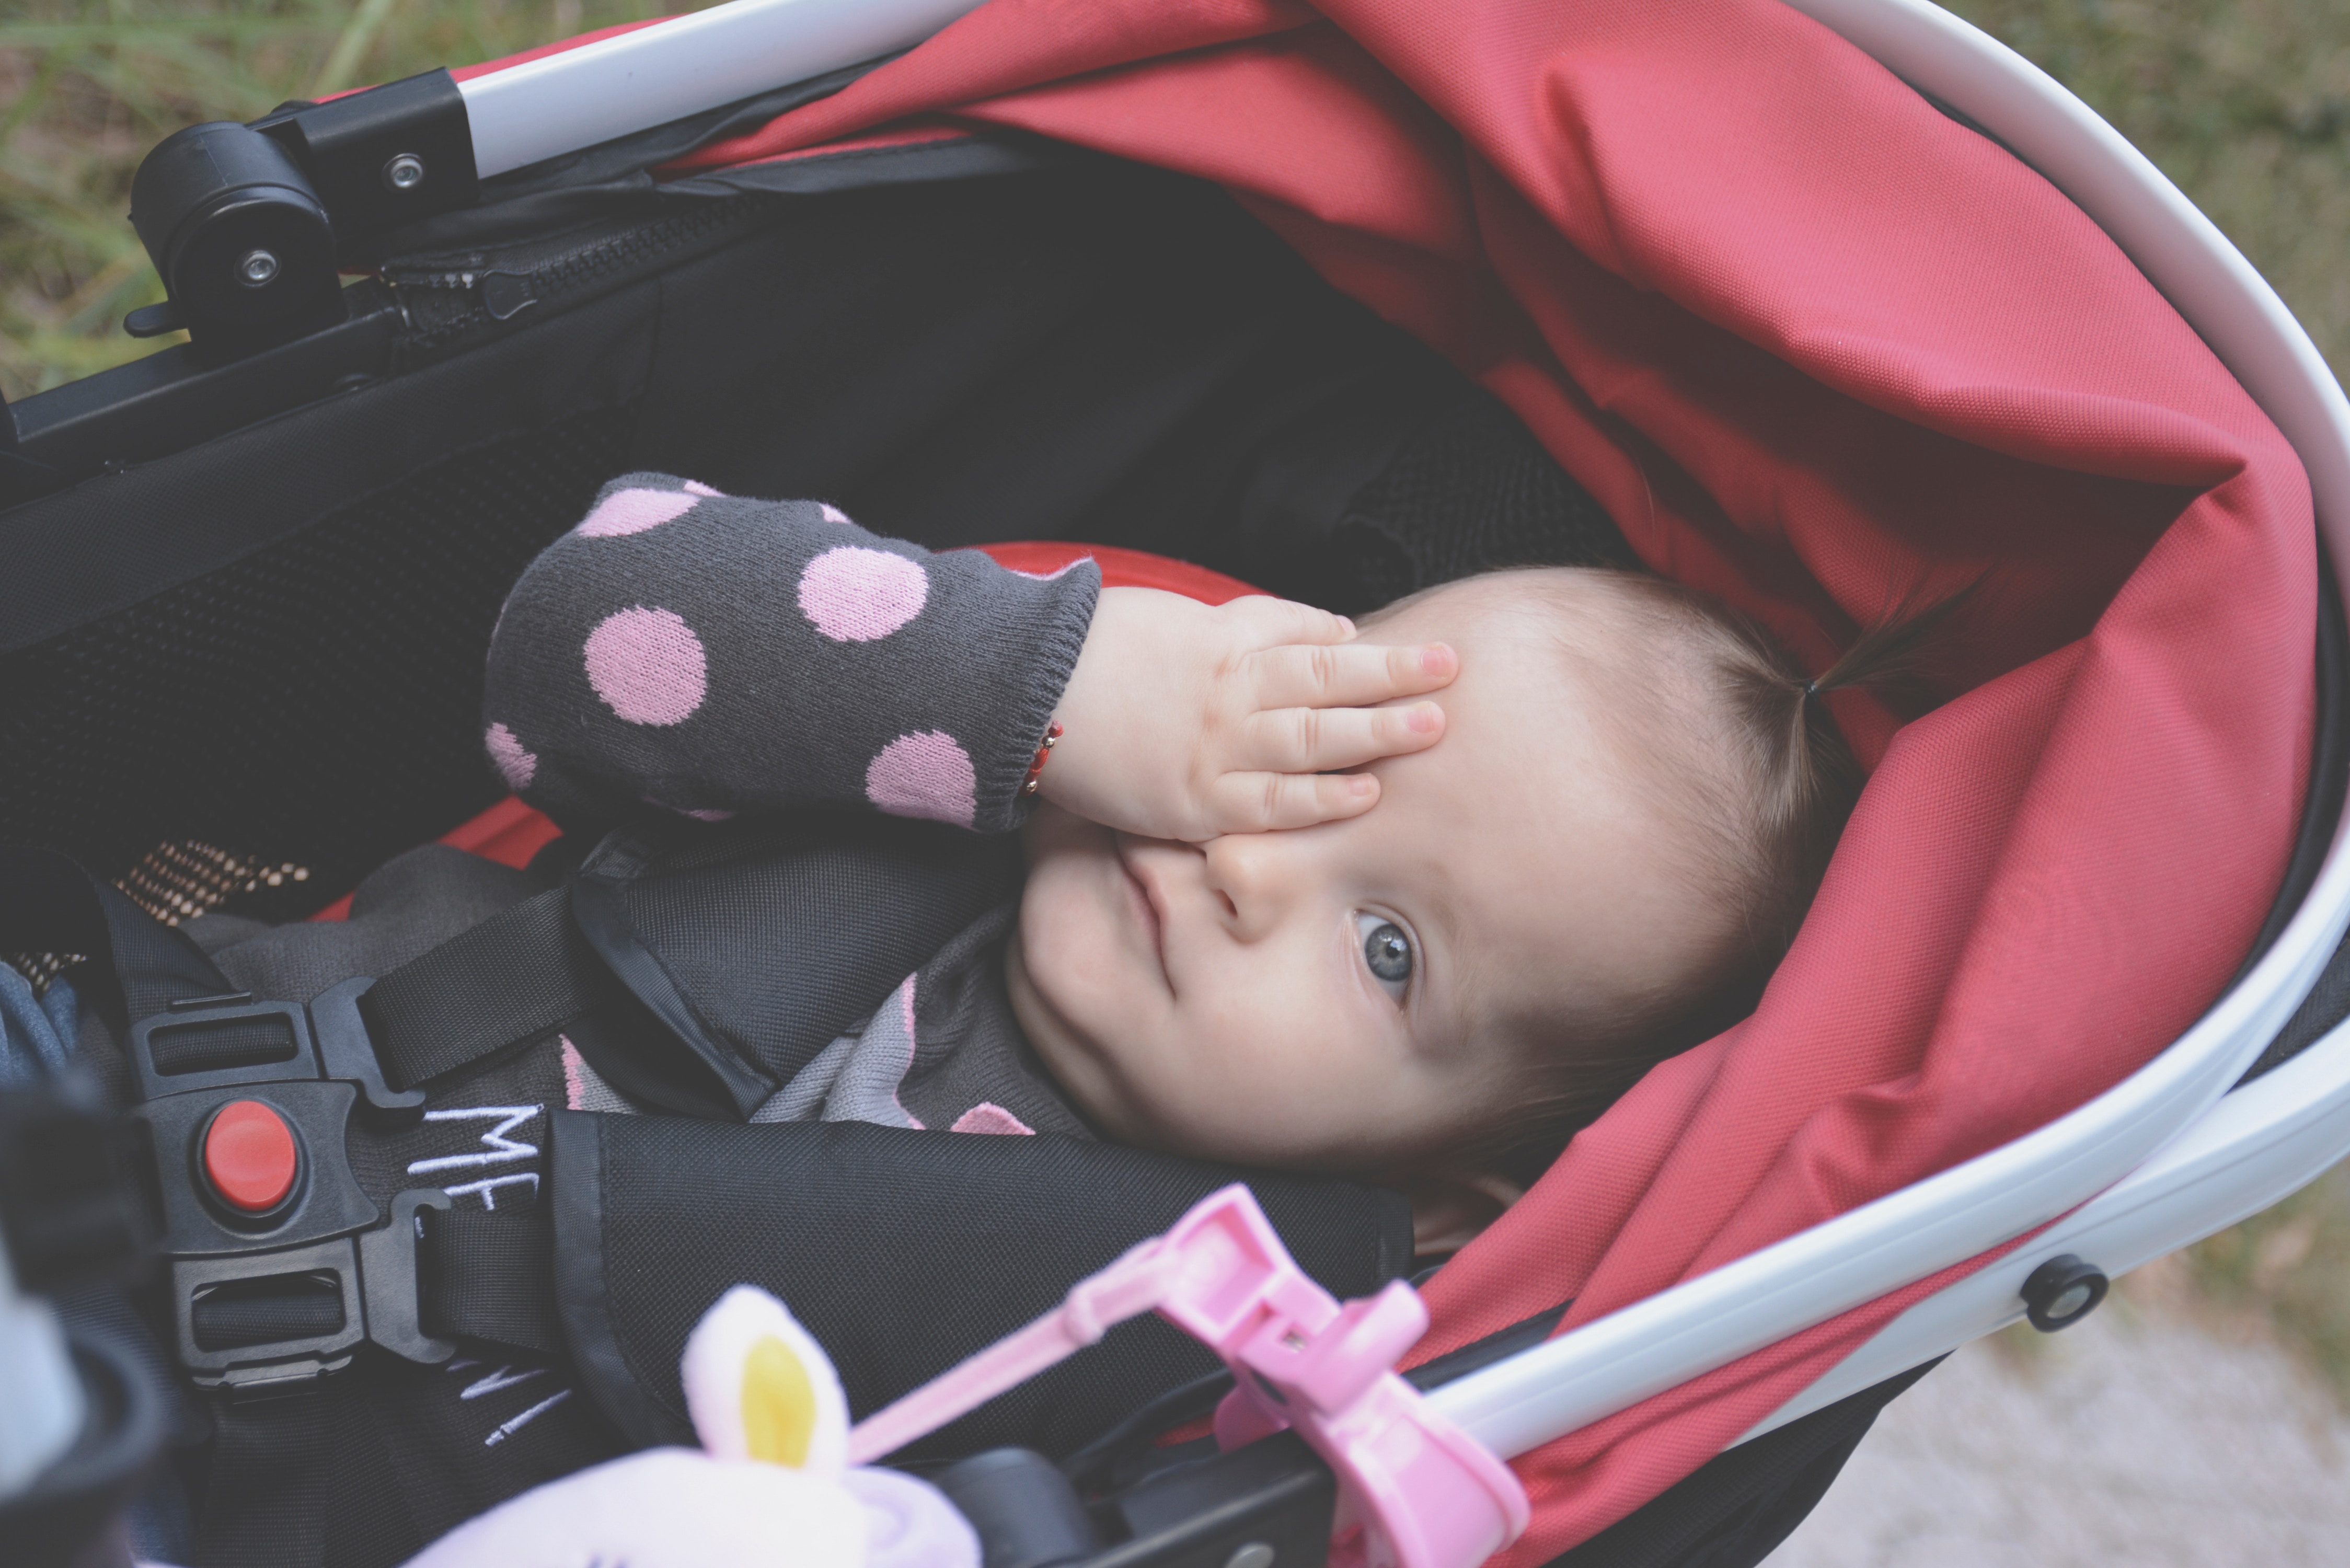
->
[[846, 1184, 1528, 1568]]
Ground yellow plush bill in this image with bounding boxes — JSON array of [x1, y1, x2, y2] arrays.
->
[[682, 1284, 851, 1476]]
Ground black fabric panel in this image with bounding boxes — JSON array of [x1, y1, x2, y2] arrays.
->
[[551, 1110, 1413, 1460], [192, 1351, 623, 1568], [0, 279, 654, 654], [4, 162, 1634, 922], [0, 400, 644, 919], [620, 815, 1023, 1089], [625, 168, 1446, 568], [1292, 388, 1644, 613], [1547, 1360, 1942, 1568]]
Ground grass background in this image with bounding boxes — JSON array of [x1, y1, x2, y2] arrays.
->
[[3, 0, 2348, 1394]]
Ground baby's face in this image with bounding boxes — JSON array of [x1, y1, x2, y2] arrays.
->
[[1007, 576, 1722, 1170]]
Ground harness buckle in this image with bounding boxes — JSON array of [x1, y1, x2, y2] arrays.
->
[[127, 985, 454, 1391]]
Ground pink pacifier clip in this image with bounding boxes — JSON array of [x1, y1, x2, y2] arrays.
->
[[846, 1184, 1528, 1568]]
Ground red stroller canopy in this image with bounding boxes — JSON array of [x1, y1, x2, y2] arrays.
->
[[478, 0, 2316, 1554]]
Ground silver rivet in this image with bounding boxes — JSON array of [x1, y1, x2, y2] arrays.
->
[[2048, 1282, 2093, 1320], [384, 153, 427, 191], [1224, 1546, 1275, 1568], [238, 249, 280, 286]]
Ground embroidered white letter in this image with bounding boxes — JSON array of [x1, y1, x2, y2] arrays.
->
[[407, 1105, 543, 1176]]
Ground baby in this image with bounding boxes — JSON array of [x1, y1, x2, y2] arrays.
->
[[483, 475, 1869, 1201]]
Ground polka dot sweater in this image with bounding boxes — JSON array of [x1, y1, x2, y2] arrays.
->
[[479, 474, 1100, 1140], [482, 474, 1099, 836]]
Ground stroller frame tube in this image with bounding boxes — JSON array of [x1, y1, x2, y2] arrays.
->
[[454, 0, 988, 178], [1425, 0, 2350, 1461], [1756, 990, 2350, 1439]]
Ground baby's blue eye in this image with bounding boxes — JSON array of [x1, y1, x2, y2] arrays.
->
[[1356, 913, 1413, 1002]]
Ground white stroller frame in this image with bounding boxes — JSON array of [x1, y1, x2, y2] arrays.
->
[[235, 0, 2350, 1479]]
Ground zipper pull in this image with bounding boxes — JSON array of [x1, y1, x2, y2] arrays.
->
[[479, 271, 538, 321]]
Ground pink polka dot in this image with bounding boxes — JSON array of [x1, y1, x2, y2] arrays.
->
[[865, 731, 976, 827], [584, 606, 707, 725], [578, 488, 698, 537], [819, 503, 852, 524], [682, 480, 724, 498], [485, 723, 536, 790], [950, 1103, 1035, 1136], [798, 547, 928, 642]]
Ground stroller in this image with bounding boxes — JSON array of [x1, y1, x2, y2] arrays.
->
[[4, 0, 2348, 1564]]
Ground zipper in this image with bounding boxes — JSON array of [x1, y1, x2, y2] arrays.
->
[[380, 192, 778, 352]]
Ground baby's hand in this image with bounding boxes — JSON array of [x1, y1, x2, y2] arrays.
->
[[1043, 587, 1456, 841]]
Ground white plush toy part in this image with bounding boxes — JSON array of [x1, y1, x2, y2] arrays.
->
[[400, 1286, 978, 1568], [684, 1284, 855, 1472]]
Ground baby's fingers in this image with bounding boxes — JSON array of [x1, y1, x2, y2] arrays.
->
[[1251, 640, 1457, 712], [1245, 701, 1446, 775], [1208, 770, 1382, 834]]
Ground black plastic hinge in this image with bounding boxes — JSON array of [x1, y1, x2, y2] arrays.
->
[[254, 69, 479, 241]]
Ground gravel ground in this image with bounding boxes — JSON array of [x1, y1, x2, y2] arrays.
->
[[1769, 1260, 2350, 1567]]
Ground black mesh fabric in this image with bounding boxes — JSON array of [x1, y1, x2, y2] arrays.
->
[[1304, 389, 1644, 615], [0, 405, 636, 922]]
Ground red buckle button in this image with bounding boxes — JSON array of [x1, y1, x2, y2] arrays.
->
[[203, 1099, 298, 1213]]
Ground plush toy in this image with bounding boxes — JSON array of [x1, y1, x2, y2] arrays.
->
[[402, 1286, 979, 1568]]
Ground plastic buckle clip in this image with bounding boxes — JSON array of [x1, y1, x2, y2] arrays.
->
[[846, 1185, 1529, 1568], [125, 986, 451, 1391]]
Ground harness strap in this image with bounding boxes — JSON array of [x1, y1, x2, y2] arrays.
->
[[0, 847, 241, 1023], [421, 1203, 564, 1357], [359, 885, 603, 1091], [356, 845, 761, 1123]]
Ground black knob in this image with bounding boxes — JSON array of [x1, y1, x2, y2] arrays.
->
[[128, 121, 342, 357], [2019, 1253, 2108, 1332]]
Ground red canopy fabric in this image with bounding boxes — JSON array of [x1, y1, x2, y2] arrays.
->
[[504, 0, 2314, 1552]]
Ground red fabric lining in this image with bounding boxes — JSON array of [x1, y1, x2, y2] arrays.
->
[[468, 5, 2316, 1553]]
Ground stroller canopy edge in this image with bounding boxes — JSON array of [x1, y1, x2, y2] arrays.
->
[[1426, 0, 2350, 1469]]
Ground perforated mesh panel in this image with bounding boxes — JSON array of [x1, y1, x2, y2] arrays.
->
[[1316, 390, 1642, 614], [0, 406, 637, 920]]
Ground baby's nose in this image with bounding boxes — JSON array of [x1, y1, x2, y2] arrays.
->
[[1200, 833, 1302, 936]]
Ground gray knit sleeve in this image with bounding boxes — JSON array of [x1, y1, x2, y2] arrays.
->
[[480, 474, 1099, 834]]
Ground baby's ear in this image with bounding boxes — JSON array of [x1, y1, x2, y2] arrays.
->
[[681, 1285, 851, 1475]]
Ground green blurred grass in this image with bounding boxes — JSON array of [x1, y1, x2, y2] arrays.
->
[[5, 0, 2349, 1401], [0, 1, 688, 400]]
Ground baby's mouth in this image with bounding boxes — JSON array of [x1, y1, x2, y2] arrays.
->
[[1111, 834, 1168, 986]]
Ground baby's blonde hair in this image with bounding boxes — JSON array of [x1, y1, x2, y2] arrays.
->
[[1391, 567, 1970, 1175]]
